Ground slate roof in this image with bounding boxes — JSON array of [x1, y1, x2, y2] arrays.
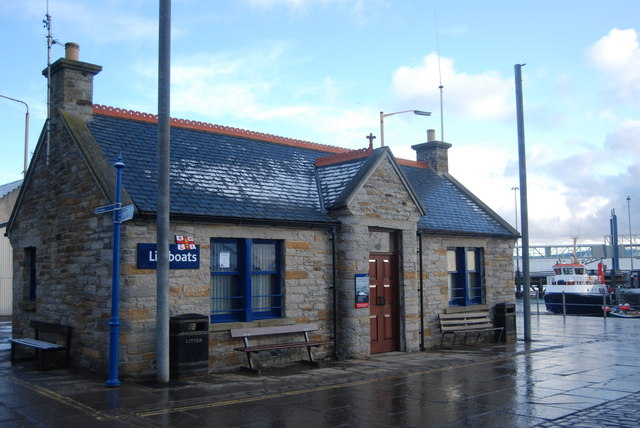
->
[[402, 166, 515, 237], [81, 107, 516, 237], [316, 158, 368, 209], [88, 114, 334, 224], [0, 180, 22, 199]]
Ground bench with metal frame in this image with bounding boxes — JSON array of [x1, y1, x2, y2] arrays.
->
[[10, 320, 72, 370], [439, 311, 503, 348], [230, 323, 332, 371]]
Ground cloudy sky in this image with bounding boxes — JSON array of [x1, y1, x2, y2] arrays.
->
[[1, 0, 639, 245]]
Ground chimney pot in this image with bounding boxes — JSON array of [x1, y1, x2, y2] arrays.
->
[[427, 129, 436, 142], [65, 42, 80, 61]]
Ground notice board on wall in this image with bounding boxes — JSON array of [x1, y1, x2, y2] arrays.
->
[[355, 273, 369, 308]]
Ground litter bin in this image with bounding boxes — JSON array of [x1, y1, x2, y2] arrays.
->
[[494, 302, 516, 343], [170, 313, 209, 377]]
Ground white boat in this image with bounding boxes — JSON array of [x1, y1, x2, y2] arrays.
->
[[543, 243, 610, 315]]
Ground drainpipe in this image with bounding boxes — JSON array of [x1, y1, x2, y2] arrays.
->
[[331, 226, 339, 359], [418, 230, 425, 351]]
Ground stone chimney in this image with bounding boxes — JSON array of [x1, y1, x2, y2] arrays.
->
[[42, 42, 102, 121], [411, 129, 452, 173]]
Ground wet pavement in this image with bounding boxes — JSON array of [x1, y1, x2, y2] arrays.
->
[[0, 309, 639, 427]]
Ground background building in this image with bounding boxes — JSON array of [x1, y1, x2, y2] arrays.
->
[[0, 180, 21, 316]]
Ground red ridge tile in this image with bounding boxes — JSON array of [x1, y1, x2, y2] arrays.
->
[[92, 104, 349, 154]]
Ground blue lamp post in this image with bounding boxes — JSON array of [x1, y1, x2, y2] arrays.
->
[[105, 155, 125, 387]]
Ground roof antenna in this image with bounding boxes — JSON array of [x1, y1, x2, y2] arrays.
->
[[43, 0, 59, 169], [434, 3, 444, 142]]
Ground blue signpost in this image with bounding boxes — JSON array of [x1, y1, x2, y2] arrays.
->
[[100, 156, 125, 387]]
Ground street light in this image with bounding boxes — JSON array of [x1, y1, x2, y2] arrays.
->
[[628, 196, 634, 270], [0, 94, 29, 175], [379, 110, 431, 147]]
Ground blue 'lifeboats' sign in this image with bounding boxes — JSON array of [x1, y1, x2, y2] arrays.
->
[[137, 243, 200, 269]]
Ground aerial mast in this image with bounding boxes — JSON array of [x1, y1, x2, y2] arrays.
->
[[43, 0, 58, 167], [434, 5, 444, 141]]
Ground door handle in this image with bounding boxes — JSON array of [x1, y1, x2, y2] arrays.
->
[[376, 295, 386, 306]]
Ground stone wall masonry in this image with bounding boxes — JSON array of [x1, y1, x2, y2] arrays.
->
[[419, 234, 516, 349], [10, 123, 115, 373], [117, 222, 335, 375], [333, 157, 422, 357]]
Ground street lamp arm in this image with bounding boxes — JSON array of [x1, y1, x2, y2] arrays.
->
[[381, 109, 431, 119], [379, 109, 432, 147], [0, 94, 29, 113]]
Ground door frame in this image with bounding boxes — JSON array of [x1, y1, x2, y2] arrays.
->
[[368, 229, 400, 354]]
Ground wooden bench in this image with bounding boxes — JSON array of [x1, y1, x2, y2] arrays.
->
[[10, 320, 72, 370], [230, 323, 332, 371], [439, 311, 503, 348]]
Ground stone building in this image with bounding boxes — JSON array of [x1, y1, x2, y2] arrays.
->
[[7, 47, 518, 377]]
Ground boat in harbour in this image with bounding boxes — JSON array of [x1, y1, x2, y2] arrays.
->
[[604, 303, 640, 318], [543, 247, 611, 315]]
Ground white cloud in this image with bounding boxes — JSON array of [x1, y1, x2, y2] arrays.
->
[[167, 43, 286, 118], [589, 28, 640, 71], [588, 28, 640, 104], [605, 119, 640, 155], [506, 119, 640, 243], [391, 53, 514, 121], [135, 41, 375, 148]]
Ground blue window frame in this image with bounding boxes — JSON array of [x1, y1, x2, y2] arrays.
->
[[447, 247, 485, 306], [210, 238, 283, 322]]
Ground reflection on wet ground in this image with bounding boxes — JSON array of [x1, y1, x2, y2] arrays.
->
[[1, 309, 639, 427]]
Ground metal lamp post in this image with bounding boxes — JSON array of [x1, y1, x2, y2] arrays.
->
[[105, 156, 125, 387], [515, 64, 531, 341], [512, 186, 521, 296], [628, 196, 634, 270], [379, 110, 431, 147]]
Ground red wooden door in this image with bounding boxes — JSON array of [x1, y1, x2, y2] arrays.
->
[[369, 254, 399, 354]]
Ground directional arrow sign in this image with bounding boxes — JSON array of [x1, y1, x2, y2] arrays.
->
[[120, 204, 135, 222], [95, 204, 117, 214]]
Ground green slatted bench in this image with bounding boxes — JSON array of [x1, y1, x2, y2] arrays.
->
[[10, 320, 72, 370], [230, 323, 332, 371]]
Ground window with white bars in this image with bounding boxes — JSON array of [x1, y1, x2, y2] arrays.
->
[[210, 238, 282, 322], [447, 247, 485, 306]]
